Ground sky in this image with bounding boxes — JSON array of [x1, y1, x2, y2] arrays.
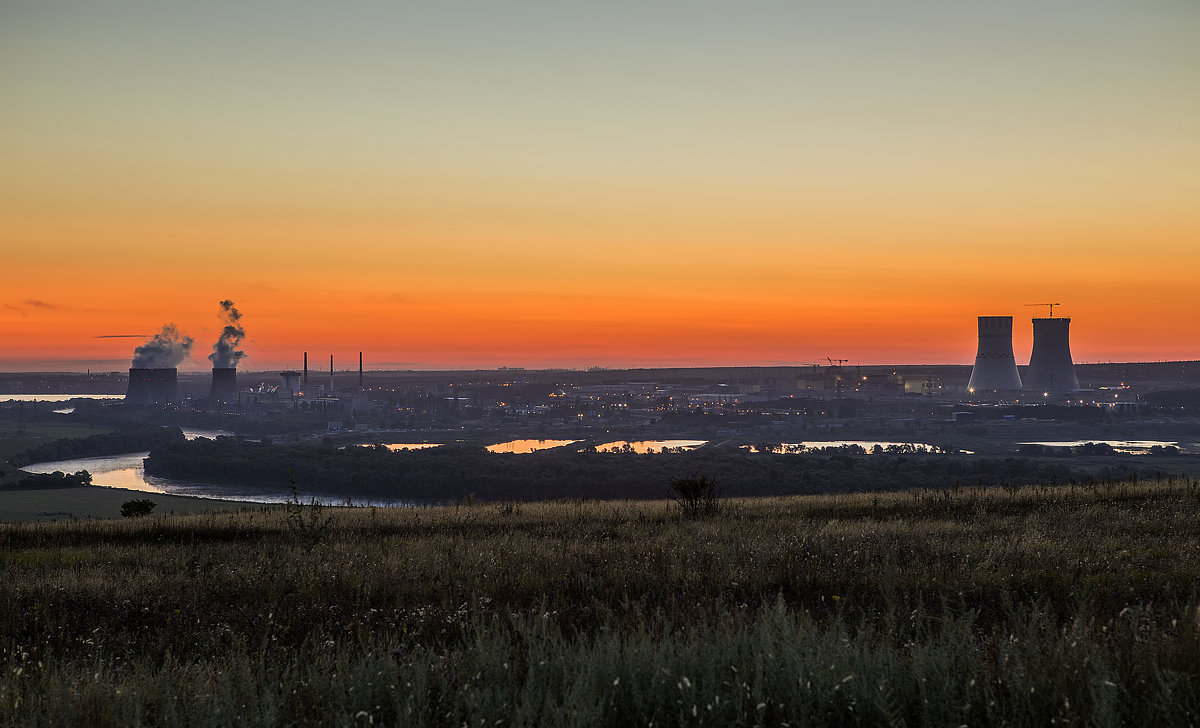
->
[[2, 0, 1198, 371]]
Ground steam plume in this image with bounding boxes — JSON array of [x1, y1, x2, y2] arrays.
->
[[209, 299, 247, 368], [131, 324, 194, 368]]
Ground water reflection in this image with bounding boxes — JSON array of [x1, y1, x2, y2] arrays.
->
[[1, 394, 123, 402], [183, 429, 234, 440], [382, 443, 442, 451], [592, 440, 707, 454], [487, 439, 579, 454], [1021, 440, 1183, 455], [745, 441, 942, 454], [22, 428, 236, 493], [24, 452, 157, 491]]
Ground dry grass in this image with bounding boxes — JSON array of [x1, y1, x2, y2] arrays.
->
[[2, 479, 1200, 725]]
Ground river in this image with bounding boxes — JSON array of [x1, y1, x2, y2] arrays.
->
[[21, 429, 409, 506]]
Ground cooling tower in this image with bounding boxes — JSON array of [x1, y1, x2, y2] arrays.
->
[[209, 367, 238, 403], [967, 316, 1022, 393], [1024, 317, 1079, 393], [125, 368, 178, 406]]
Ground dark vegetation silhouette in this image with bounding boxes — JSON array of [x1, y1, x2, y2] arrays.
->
[[2, 470, 92, 490], [7, 425, 184, 467], [670, 474, 721, 516], [143, 437, 1169, 503], [119, 498, 157, 517]]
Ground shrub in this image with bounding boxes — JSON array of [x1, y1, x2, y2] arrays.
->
[[120, 499, 157, 518], [670, 474, 721, 517]]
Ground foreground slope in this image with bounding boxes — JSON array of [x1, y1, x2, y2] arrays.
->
[[3, 480, 1200, 726]]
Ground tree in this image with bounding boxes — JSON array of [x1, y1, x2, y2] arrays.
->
[[120, 499, 157, 518]]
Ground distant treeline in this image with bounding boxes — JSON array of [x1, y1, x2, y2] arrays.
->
[[142, 438, 1168, 503], [2, 470, 92, 490], [8, 426, 185, 467]]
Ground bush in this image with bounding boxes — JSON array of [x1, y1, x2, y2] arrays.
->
[[120, 499, 157, 518], [670, 474, 721, 517]]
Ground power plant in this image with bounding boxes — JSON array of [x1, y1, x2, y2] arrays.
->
[[209, 367, 238, 403], [125, 367, 179, 406], [967, 316, 1022, 393], [1024, 316, 1079, 393]]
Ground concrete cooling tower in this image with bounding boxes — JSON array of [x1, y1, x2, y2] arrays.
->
[[125, 368, 178, 406], [209, 367, 238, 403], [1024, 317, 1079, 393], [967, 316, 1022, 393]]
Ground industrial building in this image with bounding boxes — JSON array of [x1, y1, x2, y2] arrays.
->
[[1024, 316, 1080, 393], [209, 367, 238, 403], [125, 368, 178, 406], [967, 316, 1022, 394]]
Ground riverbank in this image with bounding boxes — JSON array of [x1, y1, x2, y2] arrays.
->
[[0, 484, 270, 522]]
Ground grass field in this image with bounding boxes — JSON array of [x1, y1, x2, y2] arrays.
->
[[3, 479, 1200, 726], [0, 484, 268, 522]]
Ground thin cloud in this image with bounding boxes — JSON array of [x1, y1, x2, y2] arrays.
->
[[365, 292, 412, 304], [5, 300, 62, 316], [94, 334, 148, 339]]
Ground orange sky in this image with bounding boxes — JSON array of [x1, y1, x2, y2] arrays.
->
[[2, 2, 1198, 371]]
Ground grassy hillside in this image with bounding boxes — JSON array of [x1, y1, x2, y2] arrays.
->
[[3, 480, 1200, 726], [0, 485, 269, 522]]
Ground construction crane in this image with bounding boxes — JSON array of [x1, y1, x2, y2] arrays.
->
[[825, 358, 849, 398], [1024, 303, 1061, 318]]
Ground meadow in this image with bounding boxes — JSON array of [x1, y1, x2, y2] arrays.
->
[[2, 479, 1200, 726]]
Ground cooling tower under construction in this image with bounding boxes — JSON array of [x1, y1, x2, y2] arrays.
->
[[967, 316, 1022, 393], [209, 367, 238, 403], [125, 368, 178, 406], [1024, 317, 1079, 393]]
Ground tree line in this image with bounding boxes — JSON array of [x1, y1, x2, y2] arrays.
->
[[142, 438, 1170, 504], [7, 426, 185, 467]]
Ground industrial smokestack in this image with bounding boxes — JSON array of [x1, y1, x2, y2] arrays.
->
[[330, 354, 334, 393], [125, 368, 178, 406], [126, 324, 189, 406], [967, 316, 1022, 393], [1025, 317, 1079, 393], [209, 300, 247, 369], [303, 352, 308, 384], [209, 367, 238, 404], [359, 352, 363, 389]]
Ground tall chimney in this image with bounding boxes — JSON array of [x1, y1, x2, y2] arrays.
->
[[967, 316, 1022, 394], [303, 352, 308, 384], [330, 354, 335, 393], [359, 351, 363, 389], [1024, 317, 1079, 393]]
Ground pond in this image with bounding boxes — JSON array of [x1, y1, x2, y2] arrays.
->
[[486, 439, 579, 454], [591, 440, 707, 454], [381, 443, 443, 451], [1021, 440, 1184, 455], [744, 441, 946, 454]]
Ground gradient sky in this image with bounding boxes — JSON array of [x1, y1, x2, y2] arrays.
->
[[2, 1, 1198, 371]]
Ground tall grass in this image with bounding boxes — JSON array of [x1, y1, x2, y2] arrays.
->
[[3, 479, 1200, 725]]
